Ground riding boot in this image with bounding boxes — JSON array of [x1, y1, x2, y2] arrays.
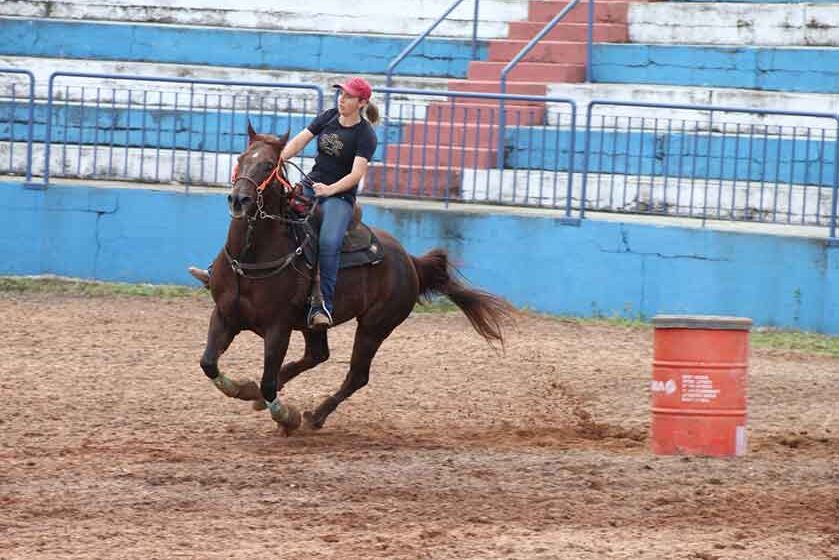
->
[[307, 268, 332, 330], [188, 266, 211, 289]]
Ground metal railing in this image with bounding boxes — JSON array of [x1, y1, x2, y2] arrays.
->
[[372, 87, 579, 221], [581, 100, 839, 237], [497, 0, 585, 168], [2, 71, 837, 239], [42, 73, 324, 188], [385, 0, 482, 92], [0, 68, 35, 183]]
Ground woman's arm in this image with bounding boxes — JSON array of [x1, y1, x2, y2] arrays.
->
[[313, 156, 369, 197], [280, 129, 315, 161]]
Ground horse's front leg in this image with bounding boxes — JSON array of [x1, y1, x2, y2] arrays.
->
[[260, 327, 302, 436], [200, 307, 262, 401]]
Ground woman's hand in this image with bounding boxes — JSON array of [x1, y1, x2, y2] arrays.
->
[[312, 182, 335, 197]]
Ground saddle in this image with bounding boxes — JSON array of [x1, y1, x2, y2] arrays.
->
[[289, 188, 384, 270]]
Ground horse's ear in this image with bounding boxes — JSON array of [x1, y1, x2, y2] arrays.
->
[[247, 120, 257, 144], [278, 131, 290, 149]]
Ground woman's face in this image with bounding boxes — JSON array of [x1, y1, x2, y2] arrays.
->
[[338, 89, 366, 118]]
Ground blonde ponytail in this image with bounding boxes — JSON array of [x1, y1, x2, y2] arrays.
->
[[364, 101, 380, 126]]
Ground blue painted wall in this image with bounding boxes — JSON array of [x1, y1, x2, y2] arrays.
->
[[0, 19, 486, 78], [1, 180, 836, 334], [592, 44, 839, 94]]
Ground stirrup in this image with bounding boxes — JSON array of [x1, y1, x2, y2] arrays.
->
[[188, 266, 210, 289], [307, 305, 333, 330]]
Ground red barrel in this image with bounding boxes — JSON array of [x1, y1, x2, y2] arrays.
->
[[650, 315, 752, 457]]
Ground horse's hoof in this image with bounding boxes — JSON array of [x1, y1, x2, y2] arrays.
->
[[303, 411, 324, 431], [277, 405, 302, 437], [237, 380, 263, 402]]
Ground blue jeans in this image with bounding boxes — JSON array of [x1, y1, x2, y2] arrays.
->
[[305, 189, 354, 315]]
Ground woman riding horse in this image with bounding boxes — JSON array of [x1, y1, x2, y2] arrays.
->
[[191, 76, 380, 329], [195, 80, 512, 435]]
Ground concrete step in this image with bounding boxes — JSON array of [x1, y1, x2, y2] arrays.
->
[[385, 144, 498, 168], [425, 102, 547, 125], [528, 1, 629, 25], [507, 21, 628, 43], [400, 122, 510, 148], [447, 80, 549, 98], [468, 61, 585, 83], [487, 40, 587, 64], [365, 164, 462, 198]]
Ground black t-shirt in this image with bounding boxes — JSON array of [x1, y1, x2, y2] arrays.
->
[[306, 108, 377, 202]]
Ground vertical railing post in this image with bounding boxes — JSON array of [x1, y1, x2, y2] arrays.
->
[[830, 117, 839, 240], [43, 73, 58, 186], [23, 72, 35, 184], [580, 102, 596, 219], [472, 0, 480, 61], [565, 101, 577, 219], [586, 0, 595, 83]]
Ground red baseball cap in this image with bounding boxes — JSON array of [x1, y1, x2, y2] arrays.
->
[[333, 77, 373, 101]]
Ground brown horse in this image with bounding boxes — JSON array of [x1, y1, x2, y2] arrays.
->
[[200, 124, 513, 434]]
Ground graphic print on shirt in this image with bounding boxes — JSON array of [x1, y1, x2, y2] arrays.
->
[[319, 133, 344, 157]]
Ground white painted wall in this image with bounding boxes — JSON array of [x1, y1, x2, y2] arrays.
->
[[0, 141, 315, 186], [462, 169, 833, 225], [5, 141, 829, 225], [1, 0, 529, 38], [629, 3, 839, 47], [548, 83, 839, 135]]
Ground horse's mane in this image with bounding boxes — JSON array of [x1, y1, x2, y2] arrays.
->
[[250, 133, 288, 153]]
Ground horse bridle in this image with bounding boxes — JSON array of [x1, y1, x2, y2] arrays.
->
[[224, 157, 318, 279]]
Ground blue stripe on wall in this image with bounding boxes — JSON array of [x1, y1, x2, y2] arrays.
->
[[506, 129, 837, 187], [0, 19, 487, 77], [0, 103, 403, 160], [1, 180, 836, 333], [592, 45, 839, 94]]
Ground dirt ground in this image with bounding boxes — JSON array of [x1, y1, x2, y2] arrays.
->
[[0, 292, 836, 559]]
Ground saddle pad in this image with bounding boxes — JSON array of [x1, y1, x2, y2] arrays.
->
[[294, 222, 385, 270], [338, 223, 385, 269]]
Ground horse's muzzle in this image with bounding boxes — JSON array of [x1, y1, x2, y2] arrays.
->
[[228, 192, 253, 219]]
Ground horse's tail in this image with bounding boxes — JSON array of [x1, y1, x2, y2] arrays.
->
[[411, 249, 514, 344]]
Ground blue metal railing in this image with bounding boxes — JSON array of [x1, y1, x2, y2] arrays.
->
[[385, 0, 481, 92], [581, 100, 839, 234], [0, 68, 35, 183], [497, 0, 584, 168], [43, 72, 324, 187], [1, 69, 836, 240], [381, 0, 483, 196], [587, 0, 595, 83], [369, 86, 579, 221]]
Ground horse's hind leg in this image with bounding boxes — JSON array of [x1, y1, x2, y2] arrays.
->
[[304, 325, 388, 430], [252, 329, 329, 411], [200, 307, 261, 401]]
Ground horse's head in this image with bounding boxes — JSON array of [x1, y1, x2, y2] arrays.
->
[[228, 122, 290, 220]]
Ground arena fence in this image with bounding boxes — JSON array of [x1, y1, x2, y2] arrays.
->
[[41, 73, 324, 188], [0, 69, 35, 182], [581, 100, 839, 232], [2, 68, 837, 239]]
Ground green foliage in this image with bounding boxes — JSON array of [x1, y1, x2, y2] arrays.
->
[[751, 328, 839, 358], [0, 276, 203, 298]]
